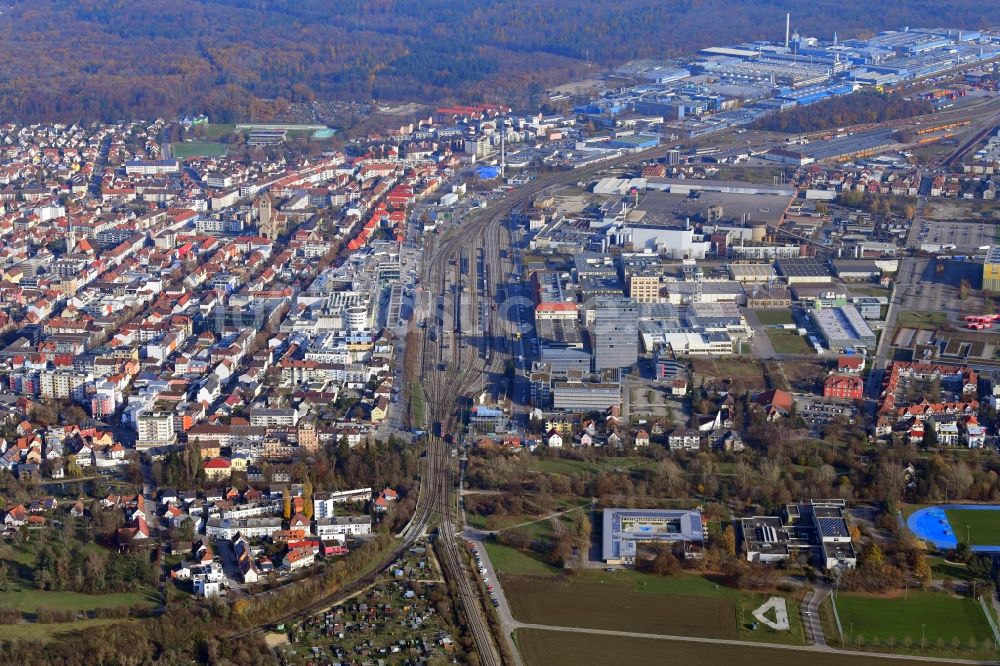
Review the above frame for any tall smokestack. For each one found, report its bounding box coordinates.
[785,13,790,49]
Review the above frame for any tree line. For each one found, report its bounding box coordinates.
[752,92,934,134]
[0,1,987,122]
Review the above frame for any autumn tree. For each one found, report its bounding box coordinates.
[721,524,737,558]
[303,478,314,520]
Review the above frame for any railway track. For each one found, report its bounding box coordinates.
[228,144,676,653]
[940,111,1000,167]
[231,93,1000,653]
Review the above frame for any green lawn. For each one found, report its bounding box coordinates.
[466,511,553,533]
[766,331,814,355]
[945,508,1000,547]
[736,592,807,645]
[528,457,594,475]
[483,541,560,577]
[832,590,994,650]
[896,310,949,329]
[409,382,425,429]
[849,285,892,298]
[199,123,235,139]
[899,503,929,520]
[754,310,794,326]
[0,589,159,613]
[0,618,127,643]
[527,456,655,476]
[172,141,226,158]
[0,544,36,567]
[928,557,973,582]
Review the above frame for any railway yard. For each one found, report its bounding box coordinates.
[214,42,1000,666]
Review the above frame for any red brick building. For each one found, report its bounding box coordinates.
[823,374,864,400]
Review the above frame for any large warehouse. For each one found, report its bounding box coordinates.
[811,304,876,351]
[602,508,706,565]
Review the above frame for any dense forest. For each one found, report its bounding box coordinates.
[0,0,990,123]
[751,91,936,133]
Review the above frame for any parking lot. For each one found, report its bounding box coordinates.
[895,257,984,317]
[915,219,995,251]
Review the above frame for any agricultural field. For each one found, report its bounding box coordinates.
[515,629,935,666]
[171,141,226,158]
[831,590,996,655]
[945,508,1000,547]
[502,575,738,639]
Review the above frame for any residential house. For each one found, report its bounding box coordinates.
[668,428,701,451]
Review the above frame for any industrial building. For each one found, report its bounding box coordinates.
[776,257,833,284]
[729,263,775,283]
[651,331,735,356]
[602,508,706,565]
[811,304,876,351]
[552,381,621,412]
[984,247,1000,293]
[833,260,882,282]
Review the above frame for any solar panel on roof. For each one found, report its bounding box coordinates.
[819,517,848,536]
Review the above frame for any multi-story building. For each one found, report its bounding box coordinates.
[984,246,1000,293]
[136,411,177,449]
[39,370,91,402]
[314,516,372,543]
[593,297,638,370]
[627,274,660,303]
[823,374,864,400]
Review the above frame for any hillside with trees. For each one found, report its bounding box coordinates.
[752,91,936,133]
[0,0,989,122]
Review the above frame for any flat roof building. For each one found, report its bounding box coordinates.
[593,297,639,371]
[602,508,705,565]
[776,257,832,284]
[552,381,621,412]
[729,263,775,282]
[740,499,857,571]
[811,304,876,351]
[832,259,881,282]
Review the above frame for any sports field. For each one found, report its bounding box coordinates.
[515,629,937,666]
[172,141,226,158]
[503,576,737,639]
[945,507,1000,547]
[832,590,995,650]
[907,504,1000,552]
